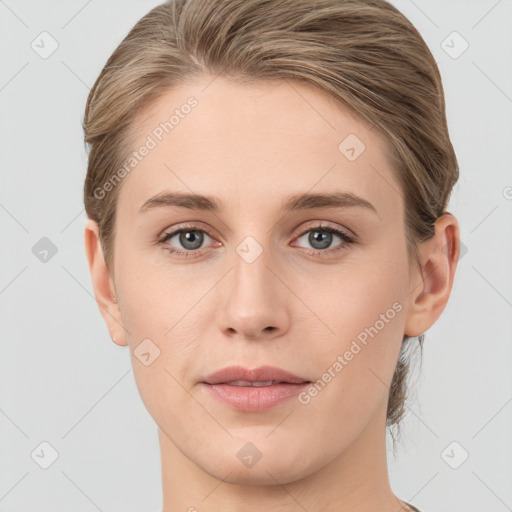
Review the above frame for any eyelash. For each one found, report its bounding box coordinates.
[157,222,356,259]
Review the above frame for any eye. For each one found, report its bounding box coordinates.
[293,222,355,256]
[157,224,217,258]
[157,221,355,259]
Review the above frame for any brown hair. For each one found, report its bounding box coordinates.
[83,0,459,446]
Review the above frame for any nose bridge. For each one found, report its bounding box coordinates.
[217,231,288,338]
[231,233,275,309]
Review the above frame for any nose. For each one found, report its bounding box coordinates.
[216,244,290,341]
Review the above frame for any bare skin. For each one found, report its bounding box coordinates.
[84,75,459,512]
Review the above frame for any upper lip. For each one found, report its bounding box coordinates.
[202,365,310,385]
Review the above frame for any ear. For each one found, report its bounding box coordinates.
[84,218,128,346]
[404,213,460,337]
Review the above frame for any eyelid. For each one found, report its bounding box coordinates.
[157,221,216,241]
[157,220,356,256]
[295,221,356,241]
[158,220,354,239]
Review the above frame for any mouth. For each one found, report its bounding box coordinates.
[200,365,312,411]
[201,364,311,386]
[222,380,294,387]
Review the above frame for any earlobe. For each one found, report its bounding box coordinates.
[404,213,460,337]
[84,218,128,347]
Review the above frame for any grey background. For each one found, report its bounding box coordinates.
[0,0,511,511]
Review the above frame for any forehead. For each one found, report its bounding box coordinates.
[116,75,402,221]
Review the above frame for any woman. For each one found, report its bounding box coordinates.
[83,1,460,510]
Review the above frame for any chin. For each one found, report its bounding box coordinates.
[190,436,316,486]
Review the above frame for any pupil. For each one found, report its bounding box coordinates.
[180,230,203,250]
[176,229,333,251]
[310,230,331,250]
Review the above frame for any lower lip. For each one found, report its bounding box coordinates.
[201,382,310,411]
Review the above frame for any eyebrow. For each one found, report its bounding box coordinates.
[139,190,378,215]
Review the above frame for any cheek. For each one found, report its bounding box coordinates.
[115,228,408,407]
[114,251,211,418]
[114,247,190,333]
[109,235,409,481]
[299,247,407,345]
[295,249,408,408]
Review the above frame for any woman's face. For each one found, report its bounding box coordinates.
[101,76,424,484]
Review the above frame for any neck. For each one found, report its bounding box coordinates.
[159,403,410,512]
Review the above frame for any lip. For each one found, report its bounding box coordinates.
[202,365,309,385]
[200,365,311,412]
